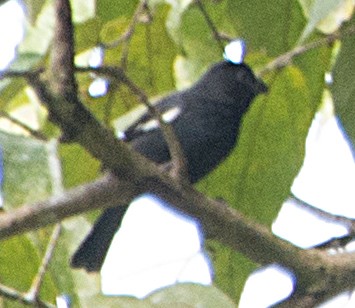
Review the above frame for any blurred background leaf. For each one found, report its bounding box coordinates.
[331,15,355,155]
[0,131,57,304]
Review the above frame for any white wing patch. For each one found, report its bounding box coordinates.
[136,106,182,133]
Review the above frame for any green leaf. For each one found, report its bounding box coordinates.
[298,0,353,42]
[154,0,194,46]
[148,283,236,308]
[198,66,312,225]
[7,52,43,71]
[207,241,255,304]
[90,4,177,123]
[23,0,47,24]
[331,15,355,153]
[59,143,100,189]
[0,235,56,300]
[177,1,227,69]
[125,4,177,96]
[0,131,53,207]
[0,53,43,109]
[75,18,103,53]
[71,0,95,23]
[0,131,60,304]
[18,0,55,55]
[97,0,139,22]
[50,218,97,307]
[0,79,27,110]
[226,0,306,56]
[294,39,332,109]
[82,294,155,308]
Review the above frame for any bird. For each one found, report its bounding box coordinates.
[71,60,268,272]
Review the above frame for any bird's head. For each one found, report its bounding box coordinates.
[194,61,267,107]
[206,61,267,97]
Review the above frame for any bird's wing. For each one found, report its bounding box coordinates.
[124,93,185,142]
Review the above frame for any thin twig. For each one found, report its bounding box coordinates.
[26,224,62,302]
[101,0,150,68]
[121,0,151,68]
[0,68,44,80]
[194,0,227,51]
[101,0,149,50]
[258,25,355,77]
[290,193,355,234]
[0,111,47,141]
[0,282,55,308]
[194,0,229,52]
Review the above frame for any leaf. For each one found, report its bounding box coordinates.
[198,66,312,225]
[0,131,53,207]
[50,217,97,307]
[176,1,228,71]
[0,131,59,304]
[148,283,236,308]
[59,143,100,189]
[155,0,194,46]
[226,0,306,57]
[82,295,155,308]
[294,39,332,108]
[0,235,55,299]
[298,0,354,42]
[0,132,101,305]
[97,0,139,22]
[18,0,55,55]
[331,15,355,153]
[0,79,27,110]
[207,241,256,304]
[75,18,103,53]
[125,4,177,96]
[0,53,43,109]
[23,0,47,24]
[88,4,178,123]
[71,0,95,23]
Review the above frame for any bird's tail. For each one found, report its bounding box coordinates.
[71,205,129,272]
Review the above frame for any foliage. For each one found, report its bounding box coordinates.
[0,0,354,306]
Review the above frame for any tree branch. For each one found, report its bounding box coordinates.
[50,0,78,102]
[0,173,133,238]
[258,24,355,77]
[0,170,354,306]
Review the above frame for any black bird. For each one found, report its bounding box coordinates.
[71,61,268,271]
